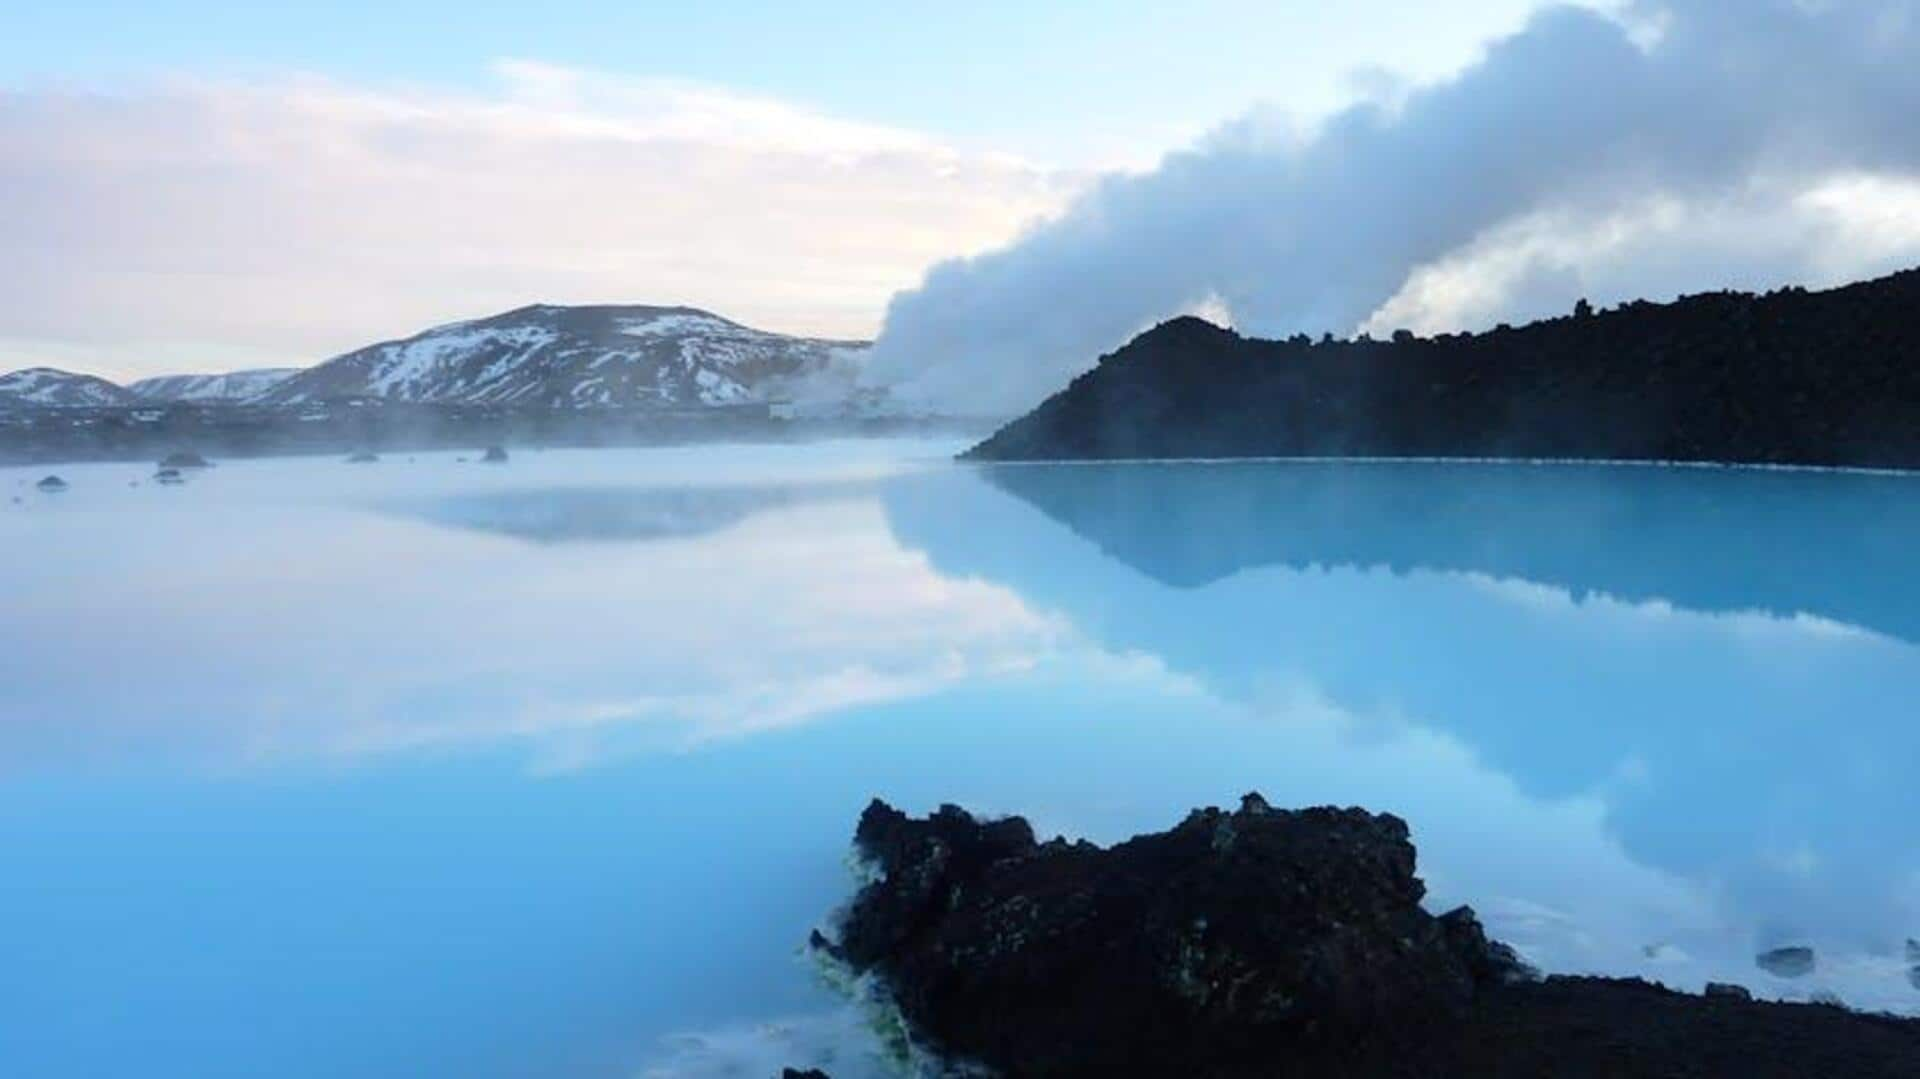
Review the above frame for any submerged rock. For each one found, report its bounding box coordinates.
[820,797,1920,1077]
[158,451,211,469]
[345,451,380,464]
[480,445,509,463]
[1757,946,1817,979]
[35,475,67,492]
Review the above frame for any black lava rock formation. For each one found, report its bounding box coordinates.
[964,267,1920,469]
[819,796,1920,1077]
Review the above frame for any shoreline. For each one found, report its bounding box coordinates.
[962,451,1920,479]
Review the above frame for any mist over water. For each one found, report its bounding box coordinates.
[2,444,1917,1075]
[864,0,1920,416]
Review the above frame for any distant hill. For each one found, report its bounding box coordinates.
[0,368,134,409]
[128,369,297,404]
[964,268,1920,470]
[262,304,871,411]
[3,304,883,417]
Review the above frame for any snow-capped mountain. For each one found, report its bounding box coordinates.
[0,367,135,409]
[262,305,869,410]
[129,368,297,404]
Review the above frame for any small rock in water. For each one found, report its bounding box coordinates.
[1705,982,1754,1001]
[153,468,186,486]
[1757,946,1817,978]
[36,475,67,492]
[480,445,509,464]
[780,1070,830,1079]
[158,451,212,469]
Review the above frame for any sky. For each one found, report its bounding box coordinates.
[0,0,1548,380]
[6,1,1920,398]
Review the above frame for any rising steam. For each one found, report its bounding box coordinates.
[863,0,1920,417]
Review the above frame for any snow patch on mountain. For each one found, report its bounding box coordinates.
[616,312,737,339]
[263,304,880,412]
[0,367,135,408]
[128,368,298,403]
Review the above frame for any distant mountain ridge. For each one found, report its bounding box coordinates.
[263,304,869,411]
[965,267,1920,470]
[129,369,298,404]
[0,367,134,409]
[0,304,881,415]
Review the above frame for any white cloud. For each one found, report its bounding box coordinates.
[0,67,1077,381]
[1363,173,1920,335]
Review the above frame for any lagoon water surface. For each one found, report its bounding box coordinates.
[3,441,1918,1076]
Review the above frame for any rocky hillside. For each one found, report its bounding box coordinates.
[0,368,134,409]
[965,267,1920,469]
[262,304,868,410]
[128,369,296,404]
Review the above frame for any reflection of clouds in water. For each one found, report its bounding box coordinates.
[638,1007,895,1079]
[389,481,871,545]
[1167,677,1717,985]
[7,446,1919,1041]
[1446,566,1919,973]
[989,662,1916,1012]
[882,463,1920,1012]
[1462,571,1882,645]
[0,475,1064,770]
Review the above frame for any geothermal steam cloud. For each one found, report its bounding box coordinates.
[862,0,1920,417]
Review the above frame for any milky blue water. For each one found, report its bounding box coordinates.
[3,442,1918,1076]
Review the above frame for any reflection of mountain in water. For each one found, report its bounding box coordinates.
[880,461,1920,963]
[979,460,1920,644]
[391,481,863,544]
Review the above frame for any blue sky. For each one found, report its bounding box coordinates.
[6,1,1543,162]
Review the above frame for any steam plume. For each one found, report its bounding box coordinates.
[865,1,1920,416]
